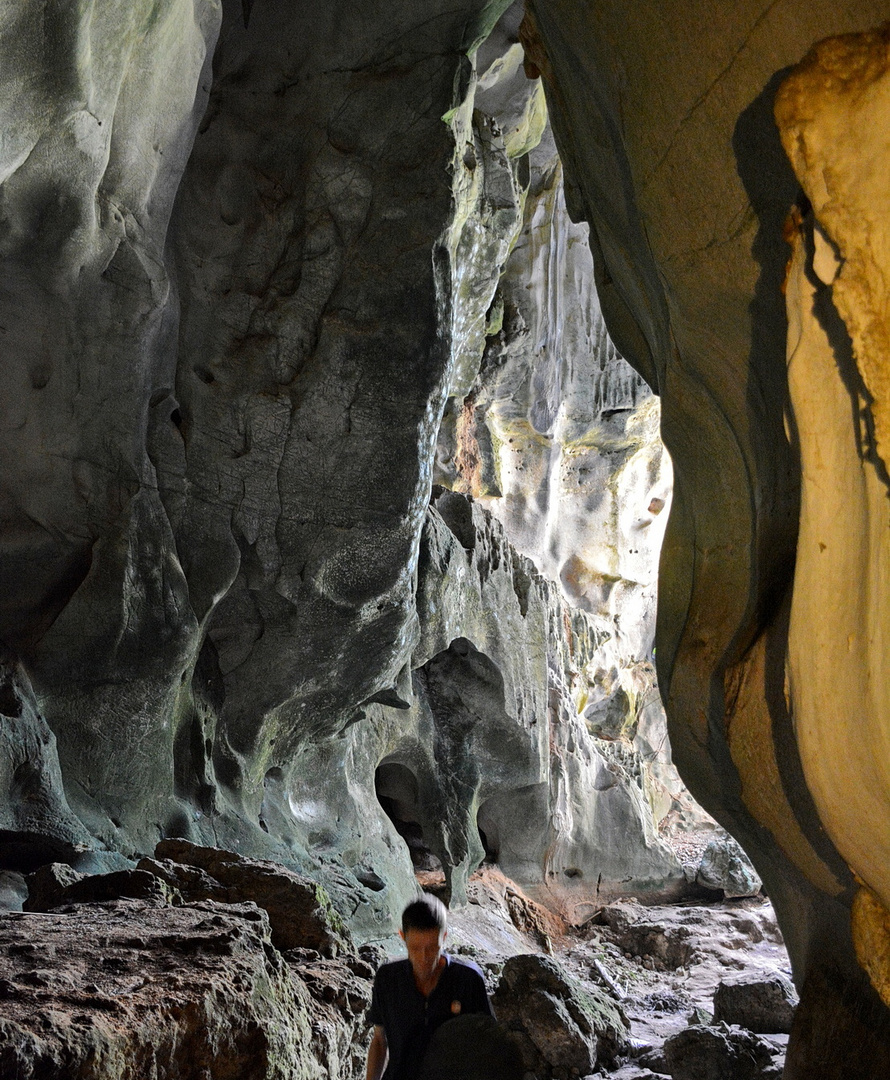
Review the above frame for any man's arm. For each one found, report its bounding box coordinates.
[366,1024,388,1080]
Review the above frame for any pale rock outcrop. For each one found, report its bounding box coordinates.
[774,25,890,1011]
[281,489,685,930]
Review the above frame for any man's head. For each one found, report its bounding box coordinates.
[400,893,448,981]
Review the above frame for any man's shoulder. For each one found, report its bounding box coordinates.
[373,957,412,984]
[444,954,486,981]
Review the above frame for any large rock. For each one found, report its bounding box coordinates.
[696,836,762,899]
[150,839,352,956]
[24,866,173,910]
[24,841,352,960]
[492,952,630,1075]
[662,1024,781,1080]
[713,975,798,1034]
[0,0,692,955]
[0,900,371,1080]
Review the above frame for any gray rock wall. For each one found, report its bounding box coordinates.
[0,0,688,946]
[0,0,514,867]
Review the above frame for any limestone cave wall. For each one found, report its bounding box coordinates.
[0,0,689,946]
[4,1,890,1075]
[523,2,890,1076]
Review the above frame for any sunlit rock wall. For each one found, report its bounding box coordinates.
[524,2,890,1076]
[434,5,704,893]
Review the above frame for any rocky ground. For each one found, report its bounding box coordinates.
[440,865,794,1079]
[0,843,795,1080]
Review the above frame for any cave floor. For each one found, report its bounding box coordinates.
[439,869,792,1077]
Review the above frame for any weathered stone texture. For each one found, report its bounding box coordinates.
[6,1,890,1074]
[492,951,630,1076]
[0,900,371,1080]
[520,1,890,1076]
[0,0,691,947]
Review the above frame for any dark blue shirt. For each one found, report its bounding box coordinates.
[368,954,493,1080]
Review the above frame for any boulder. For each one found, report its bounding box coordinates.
[22,862,84,912]
[25,867,175,910]
[0,899,371,1080]
[153,839,351,956]
[695,837,761,899]
[492,952,630,1076]
[663,1024,781,1080]
[713,974,798,1034]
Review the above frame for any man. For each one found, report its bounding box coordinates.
[366,893,494,1080]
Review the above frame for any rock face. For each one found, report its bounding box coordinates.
[522,1,890,1075]
[3,0,890,1075]
[0,900,372,1080]
[284,488,685,930]
[492,951,630,1075]
[0,0,689,942]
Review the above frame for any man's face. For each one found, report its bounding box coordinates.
[401,926,445,980]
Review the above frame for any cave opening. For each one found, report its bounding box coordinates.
[476,800,500,864]
[374,760,442,874]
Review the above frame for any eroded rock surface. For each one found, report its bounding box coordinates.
[523,2,890,1075]
[0,0,692,953]
[0,900,371,1080]
[662,1024,781,1080]
[492,951,630,1076]
[3,0,890,1074]
[713,974,798,1035]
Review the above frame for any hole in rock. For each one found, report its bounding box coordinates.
[356,868,387,892]
[375,761,441,873]
[476,803,500,864]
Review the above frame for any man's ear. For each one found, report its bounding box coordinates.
[398,929,405,942]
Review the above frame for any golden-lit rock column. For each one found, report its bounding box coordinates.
[776,24,890,1007]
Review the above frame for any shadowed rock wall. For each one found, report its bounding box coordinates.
[0,0,689,949]
[0,0,515,867]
